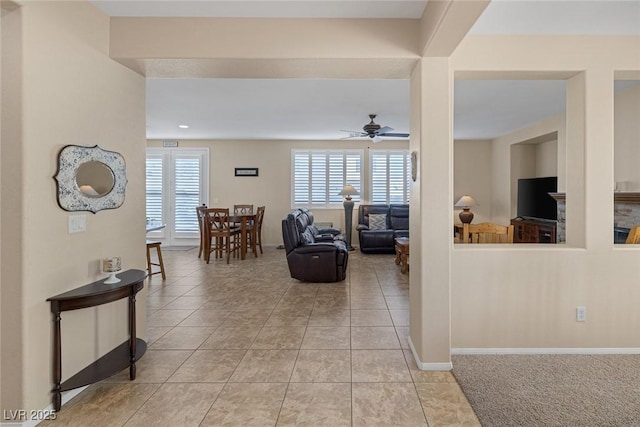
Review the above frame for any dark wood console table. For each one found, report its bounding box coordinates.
[47,269,147,411]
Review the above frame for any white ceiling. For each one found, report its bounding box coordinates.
[91,0,640,141]
[91,0,430,19]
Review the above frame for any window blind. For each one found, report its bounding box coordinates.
[370,150,411,204]
[145,155,163,222]
[293,150,362,208]
[173,155,201,233]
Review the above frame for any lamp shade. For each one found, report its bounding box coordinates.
[338,184,360,197]
[454,195,476,208]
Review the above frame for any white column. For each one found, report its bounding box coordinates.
[409,57,453,370]
[584,68,615,250]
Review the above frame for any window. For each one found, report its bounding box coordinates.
[146,148,209,245]
[174,156,203,233]
[370,150,411,204]
[292,150,363,207]
[145,154,164,222]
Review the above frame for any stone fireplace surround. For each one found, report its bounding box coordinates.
[550,192,640,243]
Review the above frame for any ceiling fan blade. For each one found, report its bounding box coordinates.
[376,126,394,134]
[340,130,367,138]
[378,132,410,138]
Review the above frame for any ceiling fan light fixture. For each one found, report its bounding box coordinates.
[363,114,381,135]
[340,114,409,141]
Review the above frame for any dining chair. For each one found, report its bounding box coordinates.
[462,222,514,244]
[205,208,241,264]
[195,204,208,258]
[233,204,254,228]
[251,206,266,254]
[234,204,254,215]
[626,226,640,244]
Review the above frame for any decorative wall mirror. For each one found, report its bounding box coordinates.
[54,145,127,213]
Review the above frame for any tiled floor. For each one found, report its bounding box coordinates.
[44,247,479,426]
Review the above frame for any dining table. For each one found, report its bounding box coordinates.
[231,213,257,260]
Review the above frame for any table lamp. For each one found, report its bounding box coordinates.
[455,195,476,224]
[338,184,359,251]
[102,256,122,284]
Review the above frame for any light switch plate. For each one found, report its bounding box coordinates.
[68,215,86,233]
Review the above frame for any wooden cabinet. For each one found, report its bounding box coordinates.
[511,218,557,243]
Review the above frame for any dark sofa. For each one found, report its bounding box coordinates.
[356,204,409,254]
[282,208,348,282]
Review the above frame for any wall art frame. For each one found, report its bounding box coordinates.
[235,167,259,177]
[54,145,127,213]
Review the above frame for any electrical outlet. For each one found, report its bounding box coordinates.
[576,306,586,322]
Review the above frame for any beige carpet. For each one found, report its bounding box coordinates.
[452,354,640,427]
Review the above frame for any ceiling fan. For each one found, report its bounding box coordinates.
[341,114,410,143]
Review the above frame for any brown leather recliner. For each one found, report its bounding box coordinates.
[281,209,348,282]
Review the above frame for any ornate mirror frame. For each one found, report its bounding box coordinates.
[54,145,127,213]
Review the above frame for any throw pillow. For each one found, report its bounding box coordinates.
[368,214,387,230]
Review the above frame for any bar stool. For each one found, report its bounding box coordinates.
[146,240,166,280]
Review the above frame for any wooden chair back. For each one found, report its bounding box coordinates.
[204,208,241,264]
[207,208,236,234]
[462,222,514,244]
[254,206,266,254]
[255,206,265,231]
[234,204,254,215]
[195,204,208,257]
[626,226,640,244]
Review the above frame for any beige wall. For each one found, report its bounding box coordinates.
[535,140,558,178]
[474,81,639,226]
[614,84,640,191]
[450,35,640,350]
[147,139,410,246]
[453,116,563,227]
[1,0,24,413]
[490,114,566,225]
[1,0,146,413]
[2,2,640,415]
[454,140,492,223]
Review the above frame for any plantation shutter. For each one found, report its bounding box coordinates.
[292,150,362,207]
[293,152,311,205]
[370,150,411,204]
[145,155,163,222]
[310,153,327,205]
[173,154,202,234]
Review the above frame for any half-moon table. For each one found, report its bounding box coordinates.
[47,269,147,411]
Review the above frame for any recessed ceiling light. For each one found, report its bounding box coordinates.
[178,124,189,129]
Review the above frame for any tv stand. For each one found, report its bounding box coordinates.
[511,218,556,243]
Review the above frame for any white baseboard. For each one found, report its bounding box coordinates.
[451,347,640,355]
[403,343,640,371]
[408,336,453,371]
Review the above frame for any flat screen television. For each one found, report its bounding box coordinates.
[517,176,558,221]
